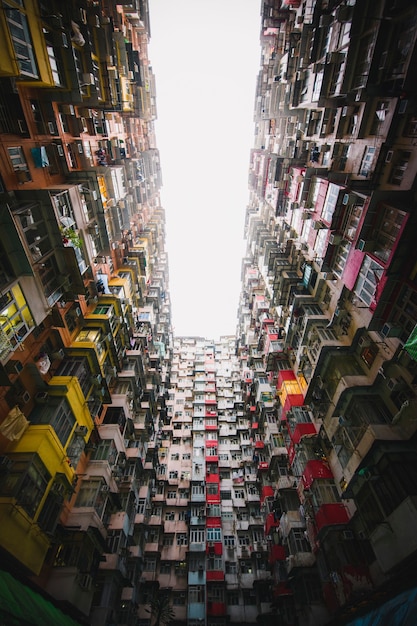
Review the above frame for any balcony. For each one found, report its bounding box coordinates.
[207,601,226,616]
[315,503,350,533]
[287,552,315,572]
[100,552,128,578]
[269,544,286,564]
[302,460,333,489]
[370,495,417,574]
[206,570,225,582]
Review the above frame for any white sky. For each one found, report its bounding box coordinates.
[148,0,261,340]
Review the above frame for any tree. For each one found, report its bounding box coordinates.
[145,592,175,626]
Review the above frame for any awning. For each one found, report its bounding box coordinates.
[0,406,29,441]
[405,325,417,361]
[0,570,83,625]
[30,147,49,168]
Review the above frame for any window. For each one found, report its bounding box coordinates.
[354,255,384,307]
[207,587,225,602]
[389,150,411,185]
[44,34,64,85]
[176,533,188,546]
[0,453,50,518]
[227,591,239,605]
[207,504,221,517]
[75,478,107,518]
[332,240,351,278]
[288,528,311,554]
[167,491,177,499]
[220,490,232,500]
[207,528,221,542]
[404,116,417,137]
[359,146,376,177]
[188,586,204,603]
[311,480,340,507]
[172,592,186,606]
[238,534,250,546]
[143,559,156,571]
[7,146,29,173]
[30,398,75,447]
[163,535,173,546]
[5,4,38,78]
[190,529,205,543]
[243,590,257,605]
[0,284,34,358]
[137,498,147,515]
[225,561,237,574]
[224,535,235,547]
[207,557,223,570]
[207,483,218,495]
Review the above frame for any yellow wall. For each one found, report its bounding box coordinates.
[0,503,50,574]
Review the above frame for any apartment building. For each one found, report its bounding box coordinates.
[1,0,417,625]
[236,0,417,625]
[0,1,171,625]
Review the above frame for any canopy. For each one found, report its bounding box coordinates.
[0,570,83,626]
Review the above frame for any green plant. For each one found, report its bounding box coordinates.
[145,593,175,626]
[61,226,81,248]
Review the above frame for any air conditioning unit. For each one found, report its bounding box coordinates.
[62,104,75,116]
[256,553,262,559]
[75,425,88,436]
[82,73,95,86]
[329,233,342,245]
[380,323,402,338]
[5,360,23,374]
[18,391,31,404]
[320,14,333,27]
[342,193,350,205]
[358,335,370,348]
[336,6,353,22]
[326,51,344,64]
[48,121,57,135]
[387,377,401,391]
[101,485,110,492]
[35,391,48,403]
[313,220,325,230]
[0,456,13,473]
[17,119,28,134]
[52,481,66,496]
[78,573,93,591]
[357,239,375,252]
